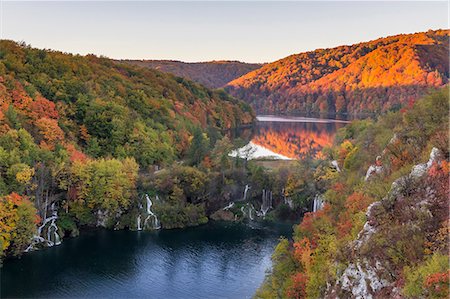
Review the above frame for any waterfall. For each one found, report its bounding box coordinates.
[136,201,143,231]
[146,194,152,214]
[241,204,256,220]
[313,194,324,212]
[223,202,235,210]
[137,214,142,231]
[260,189,273,217]
[282,188,294,209]
[25,202,62,252]
[143,194,161,230]
[248,204,255,220]
[243,184,250,201]
[47,218,61,246]
[286,198,294,209]
[331,160,341,172]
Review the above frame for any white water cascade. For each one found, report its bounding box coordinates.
[259,189,273,217]
[248,204,255,220]
[312,194,324,213]
[137,214,142,231]
[223,202,235,210]
[25,203,62,252]
[282,188,294,209]
[243,184,250,201]
[47,204,61,246]
[136,201,143,231]
[143,194,161,230]
[241,203,256,220]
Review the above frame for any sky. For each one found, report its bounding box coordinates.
[0,1,448,63]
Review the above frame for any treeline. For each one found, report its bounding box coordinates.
[255,89,449,298]
[124,60,262,89]
[0,40,253,259]
[226,30,449,115]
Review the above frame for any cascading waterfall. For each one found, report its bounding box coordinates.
[143,194,161,230]
[47,218,61,246]
[223,202,235,210]
[259,189,273,217]
[312,194,324,212]
[136,201,143,230]
[243,184,250,201]
[241,203,256,220]
[248,204,255,220]
[25,202,61,252]
[282,188,294,209]
[137,214,142,231]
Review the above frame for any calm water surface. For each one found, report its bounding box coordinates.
[1,222,292,299]
[234,116,347,159]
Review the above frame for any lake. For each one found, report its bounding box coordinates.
[231,115,348,160]
[1,222,292,299]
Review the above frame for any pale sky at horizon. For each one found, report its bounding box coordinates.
[1,1,448,63]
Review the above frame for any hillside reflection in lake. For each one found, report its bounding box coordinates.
[232,116,348,160]
[1,222,291,299]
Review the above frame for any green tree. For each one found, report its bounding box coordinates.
[187,127,209,166]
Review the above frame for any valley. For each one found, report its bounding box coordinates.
[0,25,448,299]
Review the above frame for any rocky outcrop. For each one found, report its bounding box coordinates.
[328,148,442,298]
[210,209,235,221]
[364,156,384,181]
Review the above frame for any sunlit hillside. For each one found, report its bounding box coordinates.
[226,30,449,114]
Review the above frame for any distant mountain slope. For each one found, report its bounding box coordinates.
[0,40,254,167]
[123,60,262,89]
[226,29,449,114]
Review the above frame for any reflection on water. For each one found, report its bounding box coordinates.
[233,116,347,160]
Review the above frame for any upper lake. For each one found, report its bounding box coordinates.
[230,115,348,160]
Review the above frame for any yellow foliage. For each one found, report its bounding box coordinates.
[15,166,35,184]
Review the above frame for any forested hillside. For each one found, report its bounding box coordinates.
[255,89,449,298]
[0,40,253,258]
[226,30,449,114]
[123,60,262,89]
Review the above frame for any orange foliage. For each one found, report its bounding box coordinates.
[11,83,33,113]
[65,143,88,163]
[0,109,10,134]
[336,218,353,238]
[424,271,450,298]
[332,182,346,194]
[293,237,314,269]
[286,272,308,299]
[79,125,90,142]
[345,192,373,213]
[30,96,59,120]
[227,30,449,114]
[35,117,64,150]
[428,160,449,177]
